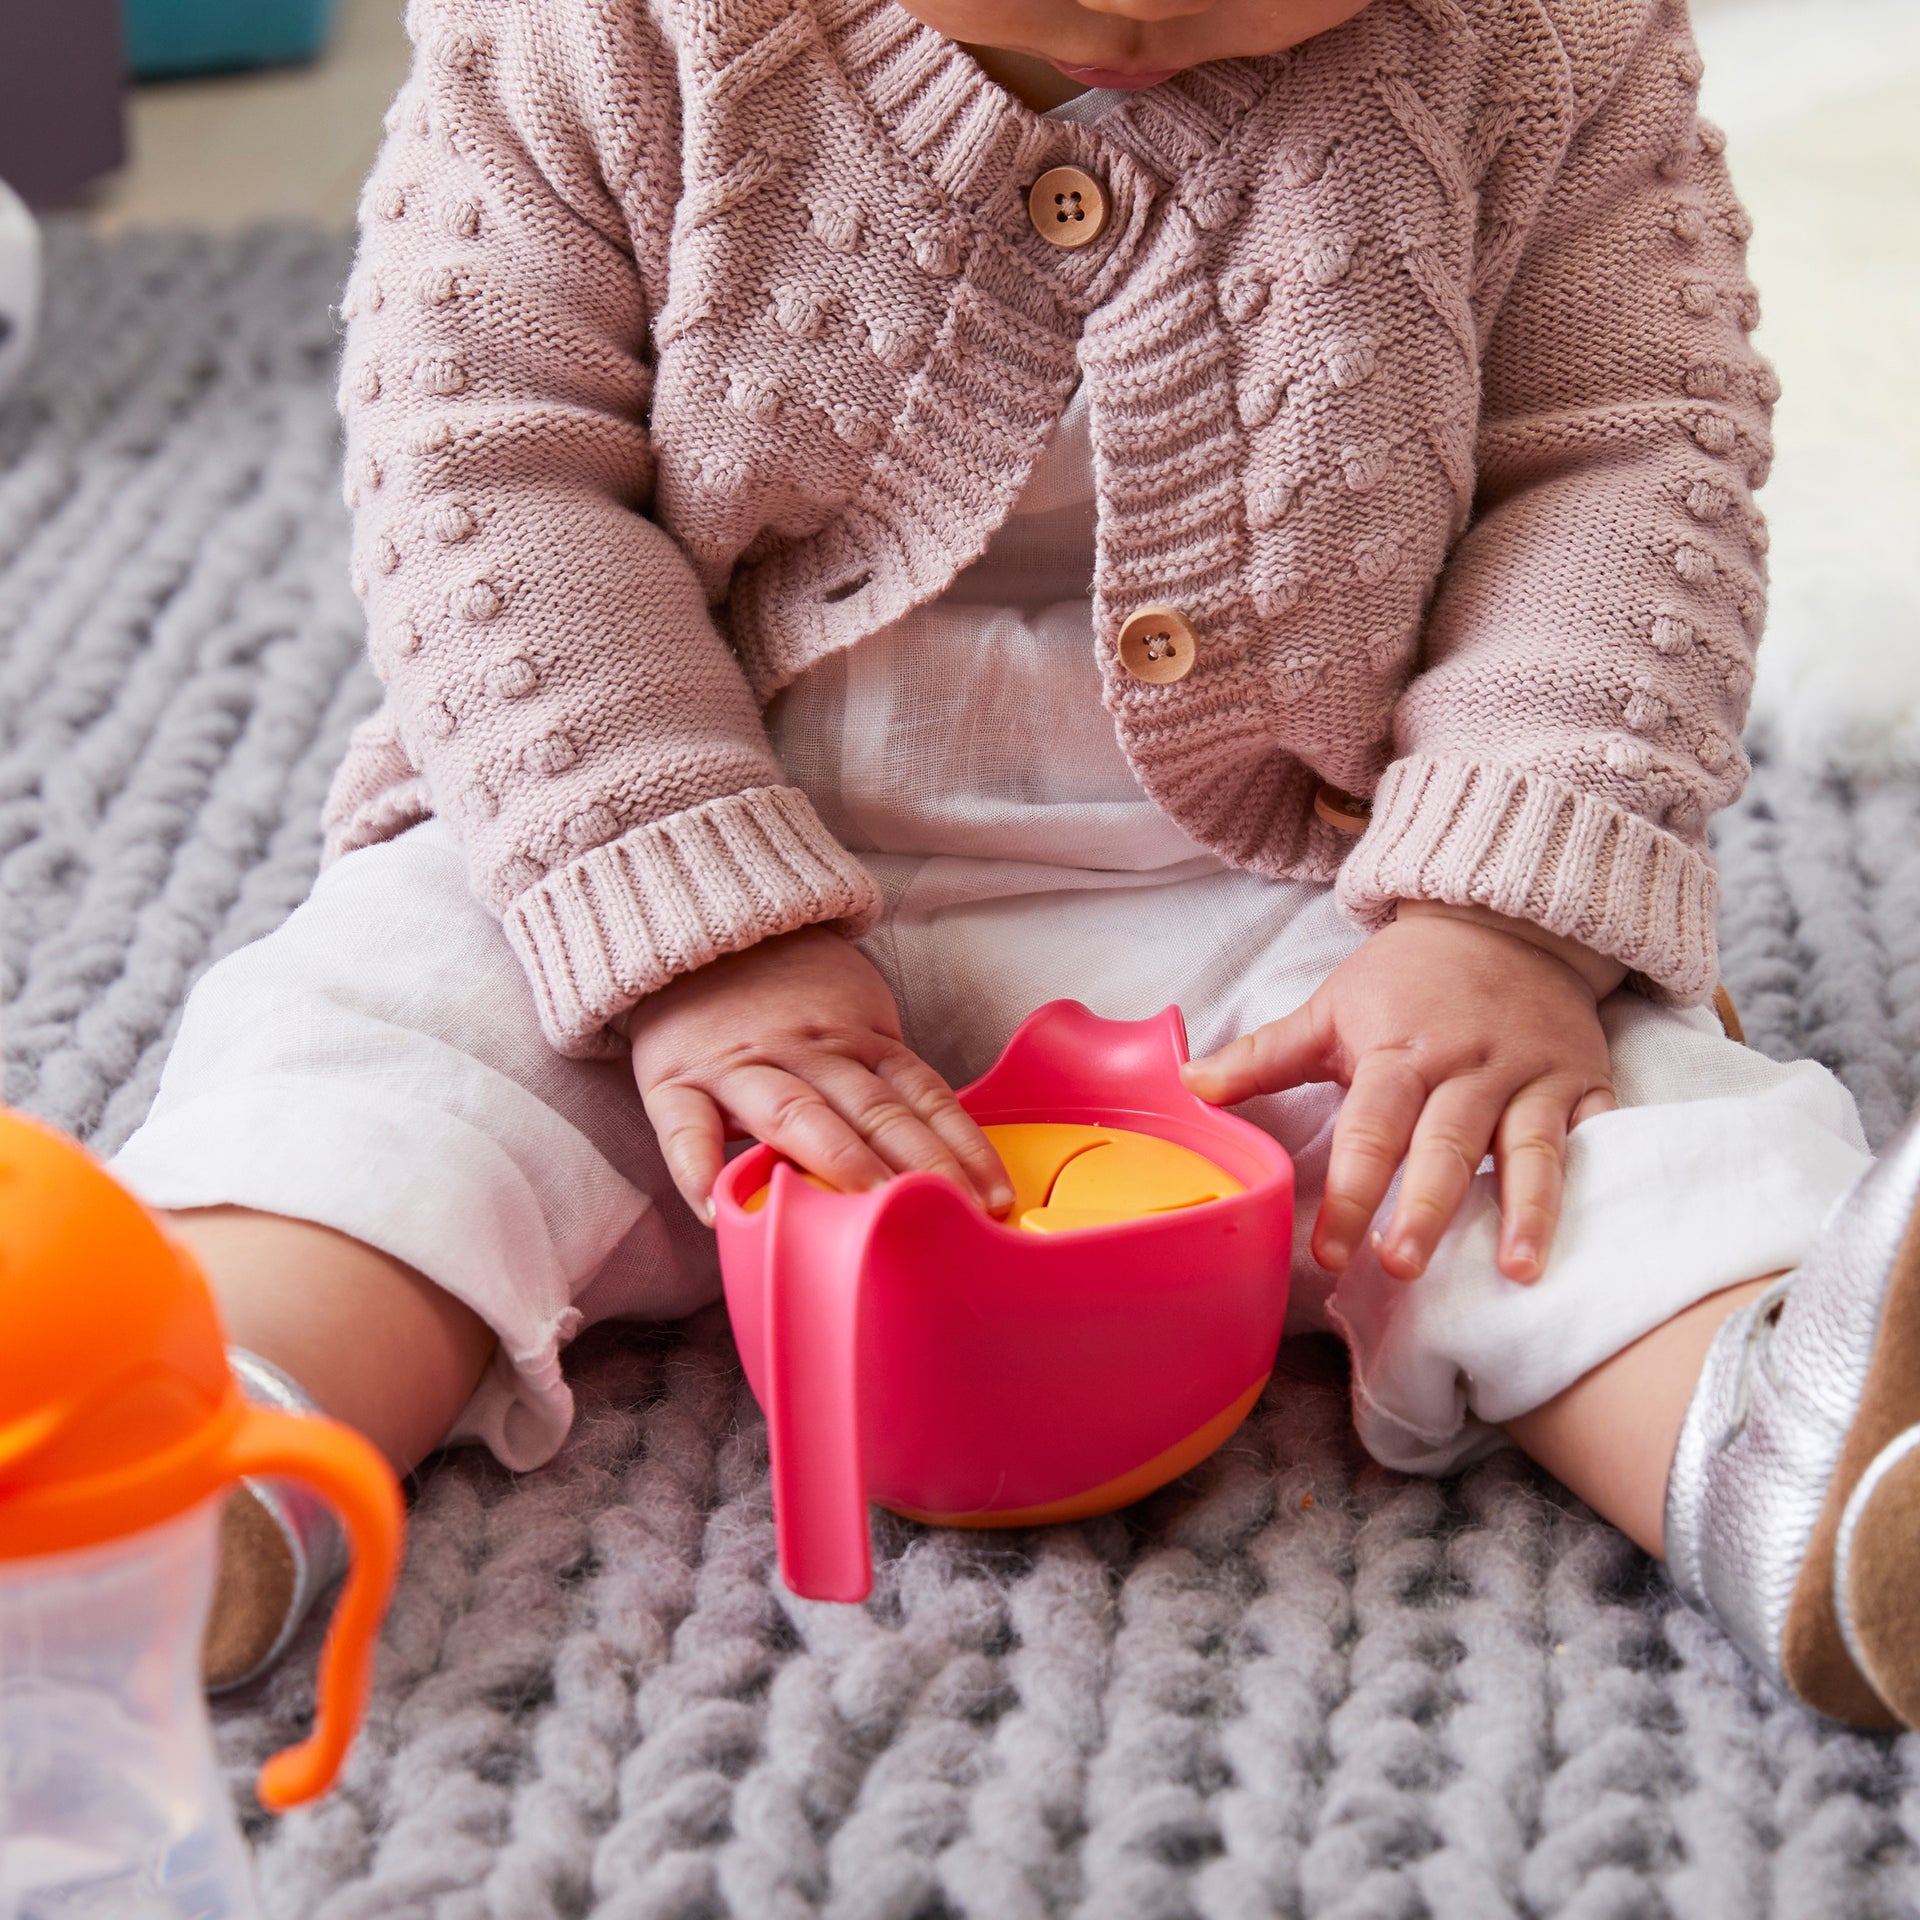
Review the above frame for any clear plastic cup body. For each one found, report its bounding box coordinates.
[0,1501,258,1920]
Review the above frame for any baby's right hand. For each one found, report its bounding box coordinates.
[620,927,1013,1225]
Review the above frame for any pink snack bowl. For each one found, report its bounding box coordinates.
[713,1000,1295,1601]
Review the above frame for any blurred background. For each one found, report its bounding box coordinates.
[0,0,405,227]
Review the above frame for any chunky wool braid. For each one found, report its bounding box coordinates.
[327,0,1773,1053]
[0,223,377,1143]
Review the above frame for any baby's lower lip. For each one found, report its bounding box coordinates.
[1051,62,1183,90]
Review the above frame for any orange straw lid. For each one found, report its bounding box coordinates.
[0,1105,243,1555]
[0,1106,403,1808]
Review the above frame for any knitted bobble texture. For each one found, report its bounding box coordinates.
[323,0,1771,1023]
[329,0,880,1050]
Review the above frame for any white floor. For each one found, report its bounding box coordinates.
[80,0,408,234]
[1694,0,1920,768]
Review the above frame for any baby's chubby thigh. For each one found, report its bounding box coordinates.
[111,819,718,1471]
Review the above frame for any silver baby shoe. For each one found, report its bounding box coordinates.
[202,1350,346,1692]
[1665,1106,1920,1729]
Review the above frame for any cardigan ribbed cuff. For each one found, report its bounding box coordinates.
[502,786,883,1056]
[1334,756,1720,1006]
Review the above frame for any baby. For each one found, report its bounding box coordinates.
[113,0,1920,1731]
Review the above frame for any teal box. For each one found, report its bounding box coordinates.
[123,0,340,77]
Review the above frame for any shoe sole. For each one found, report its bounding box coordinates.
[1836,1425,1920,1724]
[203,1482,298,1692]
[1779,1191,1920,1729]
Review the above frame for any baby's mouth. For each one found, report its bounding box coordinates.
[1048,60,1185,90]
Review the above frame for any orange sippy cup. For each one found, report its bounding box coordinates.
[0,1107,403,1918]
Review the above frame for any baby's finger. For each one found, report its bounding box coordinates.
[1315,1053,1428,1271]
[1381,1077,1505,1280]
[873,1046,1015,1213]
[1493,1079,1576,1282]
[638,1080,727,1224]
[803,1050,1003,1210]
[710,1060,896,1198]
[1181,997,1334,1105]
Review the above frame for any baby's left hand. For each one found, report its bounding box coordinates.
[1180,902,1625,1283]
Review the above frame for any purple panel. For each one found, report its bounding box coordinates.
[0,0,129,208]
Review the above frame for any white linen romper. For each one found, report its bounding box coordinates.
[111,96,1872,1483]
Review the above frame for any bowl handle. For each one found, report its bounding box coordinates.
[960,1000,1193,1115]
[763,1165,877,1602]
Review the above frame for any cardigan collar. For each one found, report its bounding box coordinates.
[804,0,1282,306]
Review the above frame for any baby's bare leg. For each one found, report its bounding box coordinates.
[1506,1274,1780,1557]
[169,1205,497,1472]
[166,1206,497,1683]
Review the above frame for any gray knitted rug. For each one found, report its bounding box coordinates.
[6,225,1920,1920]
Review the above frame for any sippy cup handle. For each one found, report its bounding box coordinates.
[218,1406,404,1810]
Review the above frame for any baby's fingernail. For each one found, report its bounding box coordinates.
[702,1197,717,1227]
[988,1184,1016,1214]
[1510,1239,1539,1274]
[1387,1236,1421,1272]
[1319,1237,1351,1270]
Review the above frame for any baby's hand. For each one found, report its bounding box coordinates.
[620,927,1013,1225]
[1181,903,1623,1283]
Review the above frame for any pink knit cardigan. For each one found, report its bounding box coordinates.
[325,0,1771,1055]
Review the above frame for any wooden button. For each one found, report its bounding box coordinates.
[1117,606,1198,684]
[1028,166,1110,250]
[1312,783,1372,834]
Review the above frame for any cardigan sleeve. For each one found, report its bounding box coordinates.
[1335,0,1772,1004]
[322,0,879,1056]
